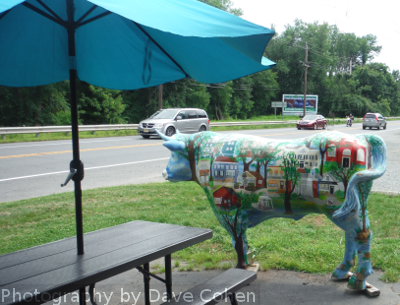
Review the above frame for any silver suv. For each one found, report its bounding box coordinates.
[362,113,387,130]
[138,108,210,138]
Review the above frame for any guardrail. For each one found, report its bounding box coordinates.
[0,121,298,139]
[1,117,399,139]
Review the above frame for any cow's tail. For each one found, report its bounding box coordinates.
[333,134,387,220]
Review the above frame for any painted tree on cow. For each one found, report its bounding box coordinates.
[214,192,257,269]
[306,132,340,175]
[250,143,280,188]
[280,151,301,214]
[234,139,257,172]
[197,133,225,187]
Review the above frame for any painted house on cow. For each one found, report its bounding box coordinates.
[221,140,237,157]
[289,145,320,173]
[325,138,367,169]
[236,171,264,191]
[213,156,239,187]
[197,159,210,186]
[267,165,291,194]
[213,186,241,210]
[319,172,343,197]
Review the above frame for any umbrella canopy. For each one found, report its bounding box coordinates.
[0,0,275,89]
[0,0,276,254]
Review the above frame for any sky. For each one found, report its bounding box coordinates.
[232,0,400,72]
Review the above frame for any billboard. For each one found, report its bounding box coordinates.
[282,94,318,116]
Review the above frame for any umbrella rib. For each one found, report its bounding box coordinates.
[36,0,65,25]
[133,21,190,78]
[0,9,11,21]
[22,2,65,27]
[78,11,112,28]
[76,4,98,25]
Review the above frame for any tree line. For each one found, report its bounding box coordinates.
[0,0,399,127]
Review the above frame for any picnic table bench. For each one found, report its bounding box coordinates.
[0,220,213,305]
[160,268,257,305]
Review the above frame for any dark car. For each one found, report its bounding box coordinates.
[362,113,387,130]
[297,114,327,130]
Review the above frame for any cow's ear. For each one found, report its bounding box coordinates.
[163,141,185,152]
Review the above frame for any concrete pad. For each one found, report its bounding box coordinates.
[44,268,400,305]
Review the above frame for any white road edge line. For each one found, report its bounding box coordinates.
[0,157,170,182]
[355,127,400,134]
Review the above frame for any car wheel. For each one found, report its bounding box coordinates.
[362,125,366,130]
[314,124,317,130]
[165,127,176,137]
[141,135,150,139]
[377,125,381,130]
[384,123,387,130]
[199,125,207,132]
[297,127,301,130]
[323,123,327,129]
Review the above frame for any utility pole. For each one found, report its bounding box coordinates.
[349,58,352,74]
[158,84,163,110]
[303,42,308,117]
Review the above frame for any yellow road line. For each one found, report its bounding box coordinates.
[3,123,399,159]
[259,128,346,137]
[0,143,162,159]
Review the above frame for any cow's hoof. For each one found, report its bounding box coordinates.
[246,263,259,273]
[347,275,366,290]
[365,282,380,297]
[331,269,353,280]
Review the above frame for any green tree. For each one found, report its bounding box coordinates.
[122,87,158,123]
[249,70,280,117]
[206,82,233,120]
[230,77,254,119]
[198,0,243,16]
[77,83,126,124]
[0,82,69,126]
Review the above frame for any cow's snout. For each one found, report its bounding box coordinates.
[162,169,168,180]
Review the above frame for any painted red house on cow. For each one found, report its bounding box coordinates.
[213,187,241,210]
[325,138,367,168]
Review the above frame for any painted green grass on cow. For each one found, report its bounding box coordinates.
[0,181,398,283]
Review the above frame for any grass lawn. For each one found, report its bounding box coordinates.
[0,181,399,283]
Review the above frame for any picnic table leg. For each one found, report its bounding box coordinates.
[143,263,150,305]
[89,284,97,305]
[165,254,172,300]
[79,287,86,305]
[228,292,239,305]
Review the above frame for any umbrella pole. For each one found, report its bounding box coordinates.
[67,0,84,256]
[69,70,84,256]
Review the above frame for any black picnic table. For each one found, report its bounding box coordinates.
[0,220,213,305]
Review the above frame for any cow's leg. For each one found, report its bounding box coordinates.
[348,231,373,290]
[332,232,357,280]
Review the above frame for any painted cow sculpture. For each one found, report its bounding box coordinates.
[157,130,387,292]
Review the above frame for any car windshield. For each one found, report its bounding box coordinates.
[303,115,317,120]
[365,114,376,118]
[151,109,179,119]
[149,110,162,118]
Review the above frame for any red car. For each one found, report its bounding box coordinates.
[297,115,327,130]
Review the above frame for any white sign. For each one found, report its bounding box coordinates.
[271,102,287,108]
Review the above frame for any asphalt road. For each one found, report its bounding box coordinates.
[1,121,399,203]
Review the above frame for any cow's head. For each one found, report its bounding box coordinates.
[157,130,192,182]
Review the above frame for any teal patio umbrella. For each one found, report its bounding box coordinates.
[0,0,276,254]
